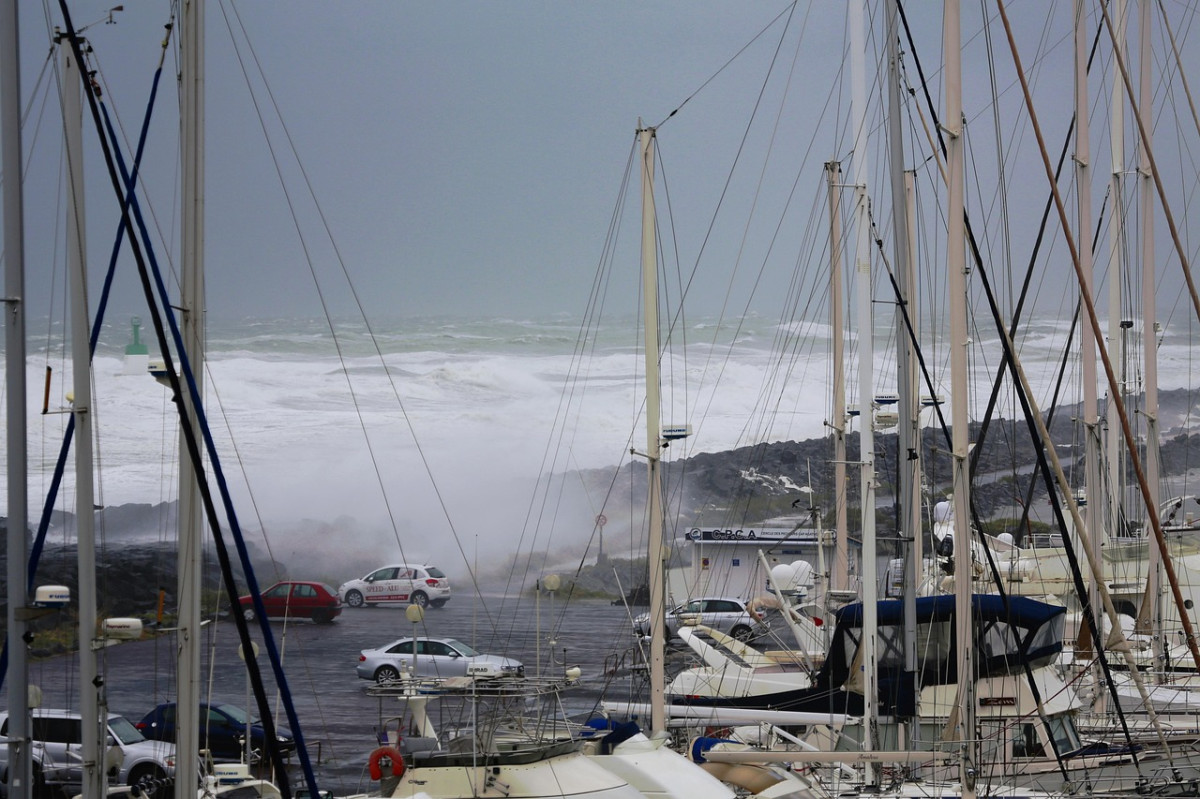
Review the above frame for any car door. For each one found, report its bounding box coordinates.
[423,640,465,676]
[291,583,319,616]
[395,567,417,602]
[384,639,427,675]
[32,717,81,788]
[365,567,403,603]
[204,705,243,758]
[260,584,293,617]
[704,599,742,633]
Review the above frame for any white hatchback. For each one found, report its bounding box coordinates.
[338,563,451,609]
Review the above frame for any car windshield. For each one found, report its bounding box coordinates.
[426,567,446,579]
[108,715,147,745]
[443,639,478,657]
[216,704,254,724]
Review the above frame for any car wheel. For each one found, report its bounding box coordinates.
[431,599,447,609]
[410,591,429,608]
[375,665,402,683]
[731,625,753,642]
[345,590,365,608]
[312,609,335,624]
[129,765,167,799]
[242,607,256,622]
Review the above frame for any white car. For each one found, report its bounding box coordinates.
[338,563,451,609]
[633,596,767,642]
[0,709,176,799]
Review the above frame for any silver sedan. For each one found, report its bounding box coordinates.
[356,636,524,682]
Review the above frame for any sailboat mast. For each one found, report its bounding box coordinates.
[944,2,976,797]
[176,0,205,795]
[849,0,878,783]
[885,0,921,753]
[824,162,849,596]
[1075,0,1105,691]
[1105,0,1127,582]
[2,2,34,796]
[60,37,105,799]
[1136,0,1162,657]
[638,123,666,736]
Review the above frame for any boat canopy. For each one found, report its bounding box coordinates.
[830,594,1066,688]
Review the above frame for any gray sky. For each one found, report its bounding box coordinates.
[10,2,1200,325]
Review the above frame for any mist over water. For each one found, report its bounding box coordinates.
[7,313,1196,583]
[8,315,827,578]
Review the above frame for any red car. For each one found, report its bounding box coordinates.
[239,580,342,624]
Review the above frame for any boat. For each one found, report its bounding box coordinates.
[346,665,798,799]
[357,675,648,799]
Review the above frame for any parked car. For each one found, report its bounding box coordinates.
[136,702,296,763]
[338,564,451,609]
[632,596,767,642]
[356,637,523,682]
[239,580,342,624]
[0,709,176,799]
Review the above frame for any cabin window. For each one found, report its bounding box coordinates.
[978,618,1021,664]
[877,623,904,670]
[1026,614,1066,664]
[1011,723,1044,758]
[914,619,953,674]
[1049,715,1080,754]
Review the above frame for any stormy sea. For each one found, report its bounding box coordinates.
[4,312,1200,607]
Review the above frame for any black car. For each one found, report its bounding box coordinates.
[136,702,296,762]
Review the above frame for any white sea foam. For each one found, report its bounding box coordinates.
[4,313,1196,573]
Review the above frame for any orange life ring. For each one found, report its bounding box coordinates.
[368,745,406,780]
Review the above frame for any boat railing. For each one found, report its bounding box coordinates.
[365,674,575,699]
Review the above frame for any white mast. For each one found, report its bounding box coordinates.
[1105,0,1128,570]
[886,0,922,754]
[849,0,878,784]
[825,162,849,597]
[638,123,666,736]
[1075,0,1105,692]
[944,2,976,798]
[176,0,205,795]
[1135,0,1162,657]
[3,1,34,796]
[60,37,106,799]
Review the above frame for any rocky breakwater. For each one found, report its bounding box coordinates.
[0,503,261,657]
